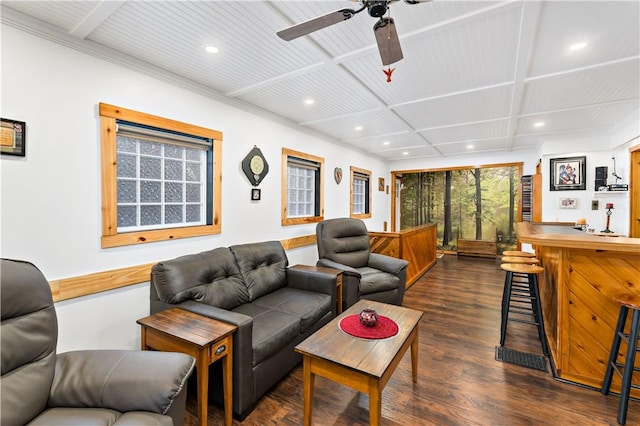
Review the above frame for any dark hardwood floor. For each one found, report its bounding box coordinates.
[184,255,639,425]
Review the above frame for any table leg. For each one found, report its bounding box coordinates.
[196,348,209,426]
[303,355,314,426]
[368,381,382,426]
[222,348,232,426]
[411,328,419,383]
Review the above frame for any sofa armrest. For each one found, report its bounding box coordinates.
[286,266,338,295]
[49,350,194,416]
[368,253,409,276]
[316,258,361,278]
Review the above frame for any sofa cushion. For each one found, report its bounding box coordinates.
[230,241,288,301]
[28,408,121,425]
[357,267,400,295]
[253,288,332,334]
[232,303,300,367]
[152,247,249,310]
[27,408,172,426]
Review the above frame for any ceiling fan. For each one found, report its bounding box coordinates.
[277,0,432,66]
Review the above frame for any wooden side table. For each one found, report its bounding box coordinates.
[137,308,237,426]
[290,264,344,314]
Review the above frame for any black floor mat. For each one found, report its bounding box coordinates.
[495,346,547,372]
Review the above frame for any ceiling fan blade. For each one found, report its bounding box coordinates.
[374,17,403,66]
[404,0,432,4]
[277,8,357,41]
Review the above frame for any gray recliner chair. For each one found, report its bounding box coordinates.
[316,218,409,309]
[0,258,196,426]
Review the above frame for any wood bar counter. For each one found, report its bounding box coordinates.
[516,222,640,395]
[369,223,437,288]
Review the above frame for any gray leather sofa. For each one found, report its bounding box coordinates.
[316,217,409,308]
[150,240,338,420]
[0,258,195,426]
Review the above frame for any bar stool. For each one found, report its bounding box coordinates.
[601,293,640,425]
[500,263,549,355]
[502,250,536,258]
[501,256,540,265]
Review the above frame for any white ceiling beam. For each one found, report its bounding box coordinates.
[505,0,542,151]
[69,1,126,39]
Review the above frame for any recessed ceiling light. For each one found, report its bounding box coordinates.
[355,126,363,131]
[304,99,314,105]
[534,121,545,128]
[383,141,390,146]
[467,144,474,149]
[402,151,409,156]
[204,45,219,54]
[569,42,587,51]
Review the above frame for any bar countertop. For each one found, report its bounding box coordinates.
[516,222,640,253]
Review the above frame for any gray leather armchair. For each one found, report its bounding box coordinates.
[316,218,409,308]
[0,258,195,426]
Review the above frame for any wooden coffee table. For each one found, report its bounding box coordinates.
[137,308,237,426]
[295,300,424,426]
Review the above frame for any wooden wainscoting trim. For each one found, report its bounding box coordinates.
[280,234,317,250]
[50,235,318,302]
[51,262,156,302]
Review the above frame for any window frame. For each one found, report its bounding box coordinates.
[100,103,222,248]
[281,148,324,226]
[350,166,372,219]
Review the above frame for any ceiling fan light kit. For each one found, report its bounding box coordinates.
[277,0,431,66]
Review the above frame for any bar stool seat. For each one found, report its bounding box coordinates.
[501,256,540,265]
[500,263,549,356]
[601,293,640,425]
[502,250,536,258]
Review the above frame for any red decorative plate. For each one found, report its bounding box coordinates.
[338,314,399,339]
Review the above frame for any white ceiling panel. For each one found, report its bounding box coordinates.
[435,138,508,155]
[380,145,442,161]
[341,2,521,106]
[346,132,432,152]
[86,1,327,93]
[236,65,382,123]
[419,119,509,144]
[392,84,513,130]
[304,109,411,141]
[516,100,640,135]
[521,59,640,114]
[529,1,640,77]
[2,0,638,159]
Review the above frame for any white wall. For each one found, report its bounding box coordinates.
[0,25,392,352]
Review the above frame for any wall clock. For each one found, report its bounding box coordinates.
[242,146,269,186]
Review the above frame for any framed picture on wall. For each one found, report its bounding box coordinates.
[550,156,586,191]
[559,198,577,209]
[1,118,26,157]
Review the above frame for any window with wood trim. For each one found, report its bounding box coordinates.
[282,148,324,226]
[350,166,371,218]
[99,103,222,248]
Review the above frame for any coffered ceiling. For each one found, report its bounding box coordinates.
[2,1,639,160]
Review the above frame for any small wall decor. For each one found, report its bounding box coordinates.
[550,156,586,191]
[1,118,26,157]
[242,146,268,186]
[334,167,343,184]
[378,177,385,191]
[559,198,577,209]
[251,188,261,201]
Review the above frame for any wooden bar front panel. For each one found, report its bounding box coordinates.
[369,223,437,288]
